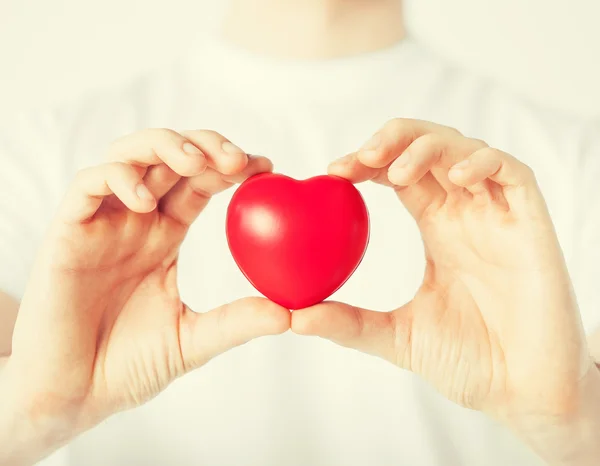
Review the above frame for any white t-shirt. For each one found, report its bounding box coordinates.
[1,35,599,466]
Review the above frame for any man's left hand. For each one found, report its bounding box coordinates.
[292,119,595,430]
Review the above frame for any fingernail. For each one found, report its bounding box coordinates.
[452,160,470,171]
[183,142,203,156]
[388,167,407,185]
[361,133,381,151]
[136,184,154,201]
[388,155,411,182]
[222,141,246,155]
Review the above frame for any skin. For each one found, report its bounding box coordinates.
[223,0,405,59]
[295,121,592,413]
[0,292,17,356]
[0,130,291,464]
[292,119,600,465]
[1,1,599,465]
[3,120,599,465]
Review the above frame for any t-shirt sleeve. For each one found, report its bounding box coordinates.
[0,110,69,301]
[570,118,600,336]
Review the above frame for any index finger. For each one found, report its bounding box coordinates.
[327,119,461,184]
[357,118,462,169]
[107,128,207,177]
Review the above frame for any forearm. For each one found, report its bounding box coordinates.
[514,363,600,466]
[0,291,19,356]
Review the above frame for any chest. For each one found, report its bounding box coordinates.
[60,88,564,466]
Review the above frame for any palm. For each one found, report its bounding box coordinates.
[407,192,584,412]
[397,187,590,427]
[403,198,530,410]
[11,205,188,423]
[295,119,591,422]
[90,263,186,413]
[10,134,288,436]
[59,202,184,276]
[72,207,188,405]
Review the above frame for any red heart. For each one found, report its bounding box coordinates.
[226,173,370,309]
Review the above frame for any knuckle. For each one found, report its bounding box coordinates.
[468,138,489,149]
[181,128,221,140]
[148,162,175,180]
[410,133,444,160]
[480,148,537,182]
[416,132,443,148]
[386,117,411,135]
[106,128,180,160]
[106,160,130,173]
[200,129,221,139]
[477,146,503,160]
[385,118,419,146]
[73,166,93,184]
[106,135,128,160]
[445,125,463,136]
[72,163,132,190]
[146,127,180,139]
[146,127,185,147]
[104,162,137,183]
[520,161,536,180]
[512,162,537,187]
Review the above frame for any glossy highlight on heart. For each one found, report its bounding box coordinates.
[226,173,370,309]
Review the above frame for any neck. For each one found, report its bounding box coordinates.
[222,0,405,59]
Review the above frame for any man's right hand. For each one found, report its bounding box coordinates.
[1,128,290,465]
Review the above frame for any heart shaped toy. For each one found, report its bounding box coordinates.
[226,173,369,309]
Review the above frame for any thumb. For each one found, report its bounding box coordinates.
[179,297,291,371]
[291,301,413,369]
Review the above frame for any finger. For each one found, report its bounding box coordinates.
[221,154,274,184]
[179,297,291,371]
[292,301,411,368]
[356,118,461,169]
[449,147,534,187]
[143,164,181,199]
[182,129,249,176]
[327,151,446,221]
[327,152,386,185]
[161,155,273,226]
[388,133,487,192]
[448,147,541,208]
[108,128,207,177]
[58,162,156,224]
[395,172,447,220]
[447,153,501,201]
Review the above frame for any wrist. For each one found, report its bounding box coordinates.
[508,362,600,466]
[0,361,80,465]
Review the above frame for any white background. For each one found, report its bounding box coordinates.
[1,4,598,465]
[1,0,599,118]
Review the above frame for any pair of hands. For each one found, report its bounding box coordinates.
[3,119,594,452]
